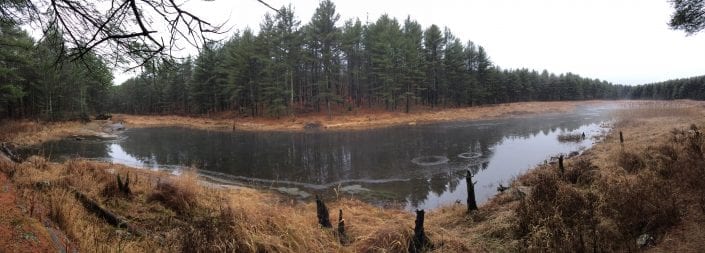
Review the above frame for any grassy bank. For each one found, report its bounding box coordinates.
[0,120,111,147]
[114,100,602,131]
[1,100,705,252]
[1,100,594,146]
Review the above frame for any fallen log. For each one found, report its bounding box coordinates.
[1,142,22,163]
[69,186,144,236]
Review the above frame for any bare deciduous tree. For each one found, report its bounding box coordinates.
[0,0,276,68]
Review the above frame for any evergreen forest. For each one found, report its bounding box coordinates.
[2,0,705,120]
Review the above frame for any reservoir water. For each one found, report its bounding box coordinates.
[30,105,614,210]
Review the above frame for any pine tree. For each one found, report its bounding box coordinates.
[309,0,341,119]
[366,15,404,111]
[401,17,425,113]
[341,18,365,108]
[423,24,443,107]
[442,28,466,106]
[191,42,224,114]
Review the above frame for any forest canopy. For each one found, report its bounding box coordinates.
[109,1,632,117]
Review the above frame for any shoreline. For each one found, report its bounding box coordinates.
[3,100,700,147]
[2,100,597,147]
[114,100,601,132]
[114,99,704,132]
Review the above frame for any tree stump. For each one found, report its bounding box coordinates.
[337,209,348,245]
[315,195,332,228]
[409,209,432,253]
[466,170,478,212]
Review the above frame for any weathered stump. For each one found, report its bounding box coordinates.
[497,183,509,193]
[558,155,565,175]
[117,173,132,196]
[315,195,332,228]
[466,170,478,212]
[619,131,624,144]
[337,209,348,245]
[409,209,432,253]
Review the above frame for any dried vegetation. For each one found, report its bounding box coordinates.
[1,100,705,252]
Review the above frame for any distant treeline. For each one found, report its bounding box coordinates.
[108,1,631,117]
[630,75,705,100]
[0,22,112,120]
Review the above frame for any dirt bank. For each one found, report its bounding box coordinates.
[0,155,73,252]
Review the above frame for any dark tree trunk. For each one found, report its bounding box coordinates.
[409,209,432,253]
[466,170,478,212]
[337,209,347,245]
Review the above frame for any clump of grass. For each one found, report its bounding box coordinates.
[180,206,239,252]
[355,220,412,252]
[147,169,200,215]
[220,188,342,252]
[515,170,597,251]
[617,151,644,173]
[564,158,597,185]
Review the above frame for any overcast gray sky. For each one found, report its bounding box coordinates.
[115,0,705,85]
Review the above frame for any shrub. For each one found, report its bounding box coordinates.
[148,181,198,215]
[598,171,681,248]
[564,158,597,185]
[515,170,596,251]
[617,151,644,173]
[181,207,238,252]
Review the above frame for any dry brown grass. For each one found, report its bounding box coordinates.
[3,156,520,252]
[3,100,705,252]
[147,169,201,216]
[0,119,107,147]
[511,103,705,252]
